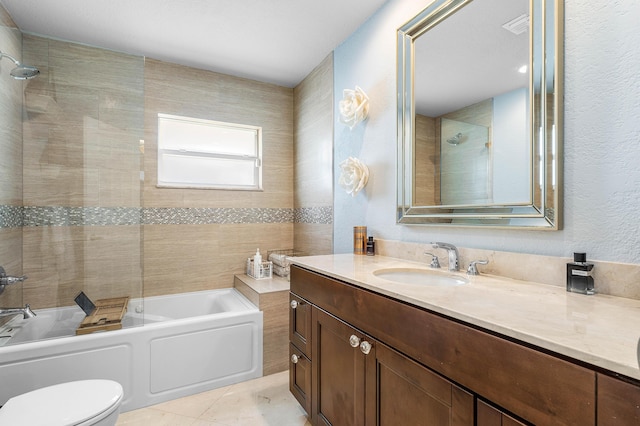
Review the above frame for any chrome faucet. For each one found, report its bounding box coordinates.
[0,266,28,296]
[431,242,459,272]
[0,304,36,319]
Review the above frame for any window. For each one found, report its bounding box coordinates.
[157,113,262,190]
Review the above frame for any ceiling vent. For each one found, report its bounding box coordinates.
[502,14,529,35]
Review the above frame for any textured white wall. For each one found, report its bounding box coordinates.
[334,0,640,264]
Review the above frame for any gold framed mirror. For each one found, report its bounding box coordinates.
[397,0,563,228]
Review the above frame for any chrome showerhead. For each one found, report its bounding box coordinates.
[0,50,40,80]
[10,64,40,80]
[447,132,463,145]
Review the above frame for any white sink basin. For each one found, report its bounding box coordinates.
[373,268,468,287]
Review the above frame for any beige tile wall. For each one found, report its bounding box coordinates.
[143,59,294,297]
[13,36,295,308]
[21,36,144,308]
[0,8,23,311]
[293,53,333,255]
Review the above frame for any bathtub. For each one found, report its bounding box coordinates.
[0,288,263,412]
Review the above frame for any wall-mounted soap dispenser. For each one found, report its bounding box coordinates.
[566,252,595,295]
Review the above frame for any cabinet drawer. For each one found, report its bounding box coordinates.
[597,373,640,424]
[477,400,527,426]
[289,292,312,358]
[289,343,312,416]
[291,265,596,425]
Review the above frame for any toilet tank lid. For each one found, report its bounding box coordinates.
[0,379,123,426]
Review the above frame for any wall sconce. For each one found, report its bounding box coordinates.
[339,86,369,129]
[338,157,369,197]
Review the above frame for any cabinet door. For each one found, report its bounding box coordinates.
[312,307,369,426]
[598,373,640,424]
[477,400,527,426]
[368,342,474,426]
[290,292,312,358]
[290,343,312,416]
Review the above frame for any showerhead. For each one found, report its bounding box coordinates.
[10,65,40,80]
[0,50,40,80]
[447,133,463,145]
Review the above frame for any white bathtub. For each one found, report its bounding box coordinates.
[0,288,263,412]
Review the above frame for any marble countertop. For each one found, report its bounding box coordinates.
[289,253,640,381]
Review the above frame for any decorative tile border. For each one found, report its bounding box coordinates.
[23,206,142,227]
[143,207,294,225]
[294,206,333,224]
[0,205,23,228]
[1,205,333,227]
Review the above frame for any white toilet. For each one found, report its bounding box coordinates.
[0,379,123,426]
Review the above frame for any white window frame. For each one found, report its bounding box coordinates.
[157,113,263,191]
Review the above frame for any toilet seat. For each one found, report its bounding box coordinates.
[0,379,123,426]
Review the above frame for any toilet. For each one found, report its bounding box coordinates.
[0,379,123,426]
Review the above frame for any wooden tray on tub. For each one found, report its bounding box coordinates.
[76,296,129,335]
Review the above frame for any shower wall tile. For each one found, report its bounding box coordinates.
[0,3,16,28]
[143,223,293,297]
[22,36,144,209]
[0,228,22,308]
[0,17,23,309]
[19,36,296,305]
[143,58,294,296]
[23,225,142,309]
[293,53,334,254]
[0,26,22,207]
[293,223,333,257]
[143,58,293,211]
[20,36,144,309]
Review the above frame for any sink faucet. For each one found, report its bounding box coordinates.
[431,242,459,272]
[0,304,36,319]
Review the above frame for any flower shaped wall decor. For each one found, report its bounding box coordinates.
[338,157,369,197]
[339,86,369,129]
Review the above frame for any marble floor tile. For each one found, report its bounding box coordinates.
[116,371,311,426]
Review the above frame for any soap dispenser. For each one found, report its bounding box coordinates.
[253,249,262,278]
[566,252,595,295]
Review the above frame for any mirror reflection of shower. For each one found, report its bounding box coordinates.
[0,50,40,80]
[440,118,491,205]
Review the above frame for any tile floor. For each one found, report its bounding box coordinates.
[116,371,312,425]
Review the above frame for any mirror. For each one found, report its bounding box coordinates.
[397,0,562,228]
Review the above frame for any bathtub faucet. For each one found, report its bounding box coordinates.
[0,304,36,319]
[0,266,27,296]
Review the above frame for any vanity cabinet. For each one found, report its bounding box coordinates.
[289,293,312,415]
[311,302,473,425]
[290,265,600,425]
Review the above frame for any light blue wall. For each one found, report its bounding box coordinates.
[333,0,640,264]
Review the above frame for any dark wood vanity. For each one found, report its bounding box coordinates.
[289,264,640,425]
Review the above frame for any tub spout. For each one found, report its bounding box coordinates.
[0,304,36,319]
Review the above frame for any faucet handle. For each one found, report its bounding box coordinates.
[467,260,489,276]
[424,252,441,269]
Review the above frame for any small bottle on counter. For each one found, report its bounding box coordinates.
[566,252,595,295]
[253,249,262,278]
[366,236,375,256]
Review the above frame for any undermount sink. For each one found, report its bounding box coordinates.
[373,268,468,287]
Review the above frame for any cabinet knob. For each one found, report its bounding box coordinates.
[290,300,299,309]
[349,335,361,348]
[291,354,301,364]
[360,341,372,355]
